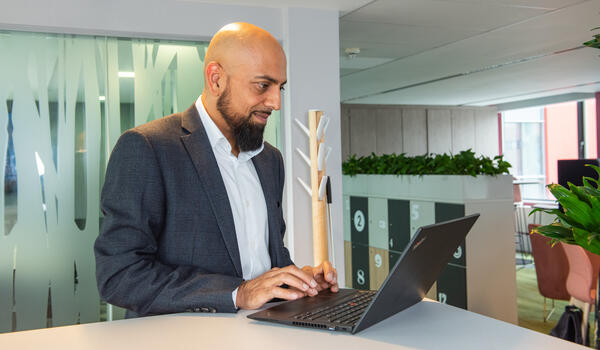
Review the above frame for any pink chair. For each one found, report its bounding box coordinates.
[529,227,570,321]
[560,242,600,341]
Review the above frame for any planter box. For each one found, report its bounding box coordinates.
[342,174,517,325]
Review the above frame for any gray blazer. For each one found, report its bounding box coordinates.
[94,104,293,317]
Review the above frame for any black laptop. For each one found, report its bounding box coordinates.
[248,214,479,334]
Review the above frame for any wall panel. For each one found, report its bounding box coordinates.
[427,109,452,155]
[451,109,476,153]
[402,109,428,156]
[350,108,377,157]
[375,109,403,155]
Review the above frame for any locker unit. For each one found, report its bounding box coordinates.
[343,174,517,324]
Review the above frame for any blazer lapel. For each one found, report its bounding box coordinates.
[252,150,283,268]
[179,105,243,278]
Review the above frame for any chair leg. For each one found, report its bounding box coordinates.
[543,297,547,322]
[545,299,557,322]
[582,302,590,344]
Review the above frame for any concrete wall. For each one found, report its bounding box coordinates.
[341,104,500,161]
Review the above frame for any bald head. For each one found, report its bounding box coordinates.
[203,22,285,87]
[200,22,287,156]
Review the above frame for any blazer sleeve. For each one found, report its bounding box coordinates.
[94,129,242,316]
[276,149,294,267]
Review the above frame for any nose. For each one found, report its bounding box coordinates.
[264,86,282,111]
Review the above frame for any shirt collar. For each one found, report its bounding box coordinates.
[195,96,264,161]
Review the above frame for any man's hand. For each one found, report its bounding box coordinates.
[236,265,319,310]
[302,260,339,294]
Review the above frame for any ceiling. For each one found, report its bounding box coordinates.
[338,0,600,108]
[168,0,600,108]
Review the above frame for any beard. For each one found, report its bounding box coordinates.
[216,85,268,153]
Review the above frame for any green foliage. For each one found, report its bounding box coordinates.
[530,164,600,255]
[342,149,511,176]
[583,27,600,49]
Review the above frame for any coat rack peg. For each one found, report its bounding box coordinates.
[295,148,311,166]
[294,118,310,137]
[296,177,312,196]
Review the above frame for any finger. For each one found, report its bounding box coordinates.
[311,261,335,282]
[272,286,304,301]
[301,265,313,275]
[288,287,308,298]
[321,261,335,282]
[271,273,317,295]
[279,265,318,289]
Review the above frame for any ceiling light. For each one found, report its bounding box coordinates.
[118,71,135,78]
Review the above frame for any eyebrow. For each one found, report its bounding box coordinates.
[255,75,287,86]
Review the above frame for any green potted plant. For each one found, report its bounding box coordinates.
[342,149,511,176]
[530,164,600,254]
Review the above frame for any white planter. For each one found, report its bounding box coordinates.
[342,174,517,325]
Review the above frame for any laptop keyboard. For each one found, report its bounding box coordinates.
[292,290,377,325]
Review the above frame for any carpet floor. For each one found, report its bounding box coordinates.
[517,264,596,347]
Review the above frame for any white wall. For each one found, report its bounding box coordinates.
[282,8,344,276]
[0,1,344,277]
[341,104,499,160]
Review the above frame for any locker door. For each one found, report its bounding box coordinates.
[369,247,389,290]
[410,201,435,238]
[350,197,369,246]
[388,199,410,252]
[435,203,466,267]
[351,243,370,290]
[436,264,467,309]
[368,198,388,250]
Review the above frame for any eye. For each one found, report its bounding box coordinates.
[256,82,269,91]
[280,85,286,92]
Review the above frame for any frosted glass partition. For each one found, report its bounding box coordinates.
[0,30,282,333]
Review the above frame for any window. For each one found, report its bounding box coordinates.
[502,107,546,200]
[501,99,597,202]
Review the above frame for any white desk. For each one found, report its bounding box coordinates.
[0,299,586,349]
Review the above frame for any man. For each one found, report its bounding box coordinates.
[94,22,338,317]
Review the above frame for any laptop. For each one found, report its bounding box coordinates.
[248,214,479,334]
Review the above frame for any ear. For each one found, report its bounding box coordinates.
[205,61,225,96]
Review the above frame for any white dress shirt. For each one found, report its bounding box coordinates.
[195,97,271,307]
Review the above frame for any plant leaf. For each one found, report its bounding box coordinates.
[547,184,595,231]
[531,223,576,244]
